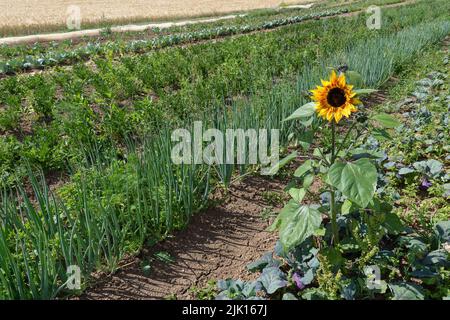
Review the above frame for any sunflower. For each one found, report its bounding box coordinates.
[311,70,361,123]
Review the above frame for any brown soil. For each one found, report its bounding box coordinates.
[78,175,286,300]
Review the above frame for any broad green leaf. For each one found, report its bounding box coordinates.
[399,236,428,259]
[371,113,401,128]
[372,128,391,141]
[247,252,280,272]
[288,188,306,203]
[368,197,392,213]
[294,160,313,178]
[303,173,315,189]
[313,227,326,237]
[351,148,386,160]
[434,221,450,243]
[345,71,364,88]
[278,201,322,250]
[266,151,297,176]
[299,117,314,127]
[398,167,415,175]
[383,212,404,235]
[297,130,314,149]
[354,88,378,95]
[259,267,288,294]
[328,159,377,208]
[242,281,261,298]
[388,283,425,300]
[267,199,297,232]
[301,288,327,300]
[423,250,449,267]
[341,199,355,215]
[283,102,316,122]
[413,159,443,177]
[282,293,298,300]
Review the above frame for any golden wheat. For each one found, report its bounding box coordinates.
[1,0,314,34]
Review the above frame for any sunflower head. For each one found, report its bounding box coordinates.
[311,70,361,123]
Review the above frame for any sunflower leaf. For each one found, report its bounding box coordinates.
[345,70,364,88]
[371,113,401,128]
[294,160,314,178]
[288,187,307,203]
[283,102,316,122]
[354,89,378,95]
[328,159,377,208]
[276,201,323,250]
[266,151,297,176]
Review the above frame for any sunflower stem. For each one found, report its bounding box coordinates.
[335,121,357,157]
[330,121,339,245]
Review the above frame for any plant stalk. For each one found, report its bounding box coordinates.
[330,120,339,245]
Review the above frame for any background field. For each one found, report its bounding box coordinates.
[1,0,314,36]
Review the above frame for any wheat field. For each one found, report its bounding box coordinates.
[1,0,314,35]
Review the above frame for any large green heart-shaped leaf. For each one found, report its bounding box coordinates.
[266,151,297,176]
[258,267,288,294]
[434,221,450,243]
[345,71,364,88]
[328,159,377,208]
[276,200,322,250]
[388,283,425,300]
[246,252,280,273]
[354,88,378,95]
[371,113,401,128]
[283,102,316,122]
[294,160,314,178]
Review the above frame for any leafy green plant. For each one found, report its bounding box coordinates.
[189,280,218,300]
[269,69,391,249]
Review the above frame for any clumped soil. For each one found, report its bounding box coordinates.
[79,175,286,300]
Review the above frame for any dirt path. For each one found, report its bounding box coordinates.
[79,176,285,300]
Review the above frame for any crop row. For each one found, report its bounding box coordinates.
[0,0,407,61]
[1,0,448,187]
[0,8,350,76]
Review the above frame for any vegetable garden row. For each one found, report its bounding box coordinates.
[0,0,449,299]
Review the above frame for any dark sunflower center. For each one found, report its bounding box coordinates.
[327,88,346,108]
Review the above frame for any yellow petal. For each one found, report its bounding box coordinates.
[326,109,334,122]
[351,98,361,105]
[334,109,343,123]
[330,70,337,84]
[319,108,328,117]
[338,73,346,87]
[342,106,351,117]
